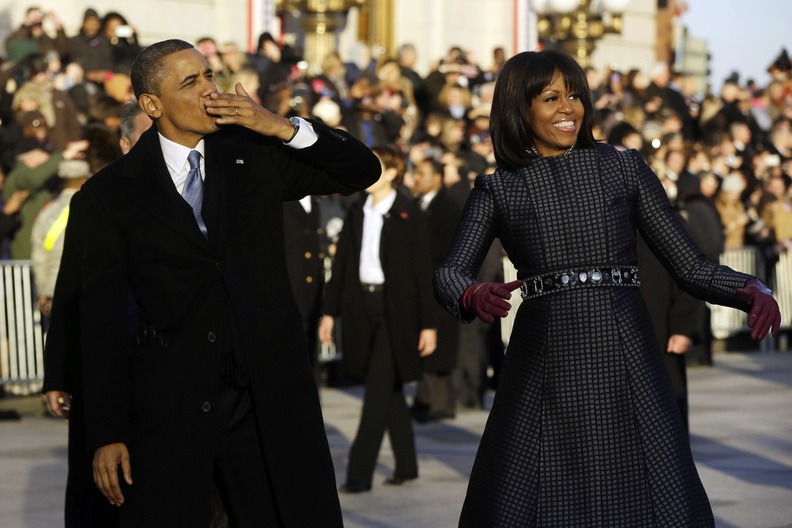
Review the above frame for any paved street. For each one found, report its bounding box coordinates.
[1,351,791,528]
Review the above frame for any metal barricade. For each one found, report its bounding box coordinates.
[0,261,45,395]
[501,257,521,347]
[709,247,762,339]
[774,251,792,330]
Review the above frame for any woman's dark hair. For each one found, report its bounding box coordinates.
[101,11,128,30]
[490,49,597,170]
[607,121,638,147]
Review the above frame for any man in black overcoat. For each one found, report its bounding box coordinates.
[43,192,121,528]
[79,40,380,527]
[42,102,152,528]
[411,158,462,421]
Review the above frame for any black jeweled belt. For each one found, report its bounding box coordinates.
[520,266,640,300]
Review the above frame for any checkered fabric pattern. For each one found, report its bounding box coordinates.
[434,143,753,527]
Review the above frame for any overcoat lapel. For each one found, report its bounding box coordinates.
[122,127,213,252]
[380,193,409,264]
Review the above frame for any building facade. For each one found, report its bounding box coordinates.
[0,0,675,80]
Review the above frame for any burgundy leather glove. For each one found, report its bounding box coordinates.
[459,280,523,324]
[736,279,782,340]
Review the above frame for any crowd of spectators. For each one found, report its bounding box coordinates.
[1,5,790,293]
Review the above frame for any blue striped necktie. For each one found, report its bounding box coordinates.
[182,150,207,238]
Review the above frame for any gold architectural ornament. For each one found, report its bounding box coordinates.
[536,0,631,66]
[276,0,368,67]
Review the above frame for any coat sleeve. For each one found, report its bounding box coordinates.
[273,119,382,200]
[433,174,499,322]
[630,149,752,312]
[80,183,132,450]
[3,153,64,199]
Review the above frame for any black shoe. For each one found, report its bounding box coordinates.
[339,480,371,493]
[426,410,456,421]
[384,473,418,486]
[409,402,430,422]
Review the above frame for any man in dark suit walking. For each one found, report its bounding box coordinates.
[319,146,436,492]
[80,40,380,527]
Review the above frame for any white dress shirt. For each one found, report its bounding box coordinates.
[158,117,318,193]
[419,189,438,211]
[298,196,312,213]
[359,190,397,285]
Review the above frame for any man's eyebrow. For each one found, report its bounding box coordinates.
[178,68,212,87]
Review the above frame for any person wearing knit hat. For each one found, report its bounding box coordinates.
[31,159,92,318]
[58,159,91,179]
[69,7,114,85]
[84,8,100,22]
[18,109,48,141]
[721,173,745,193]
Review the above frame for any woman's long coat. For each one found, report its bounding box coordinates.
[435,143,752,528]
[325,191,436,382]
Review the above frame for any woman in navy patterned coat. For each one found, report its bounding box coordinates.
[434,50,781,528]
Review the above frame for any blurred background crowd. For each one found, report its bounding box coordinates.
[1,5,790,410]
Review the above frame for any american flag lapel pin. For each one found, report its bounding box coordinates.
[236,159,245,164]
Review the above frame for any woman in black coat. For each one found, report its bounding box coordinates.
[320,146,437,492]
[434,50,781,528]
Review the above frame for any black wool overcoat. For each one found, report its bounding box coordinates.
[420,188,462,372]
[79,120,380,527]
[324,192,436,383]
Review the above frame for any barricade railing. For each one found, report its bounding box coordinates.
[774,251,792,331]
[709,248,761,339]
[501,258,521,347]
[0,260,45,395]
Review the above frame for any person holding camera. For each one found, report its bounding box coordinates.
[99,12,141,76]
[5,6,69,62]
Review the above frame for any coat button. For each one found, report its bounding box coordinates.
[304,251,311,259]
[207,332,217,342]
[202,402,211,412]
[306,276,313,283]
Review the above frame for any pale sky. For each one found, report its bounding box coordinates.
[680,0,792,93]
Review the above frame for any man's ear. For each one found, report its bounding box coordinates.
[383,167,398,183]
[139,94,161,119]
[119,136,131,155]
